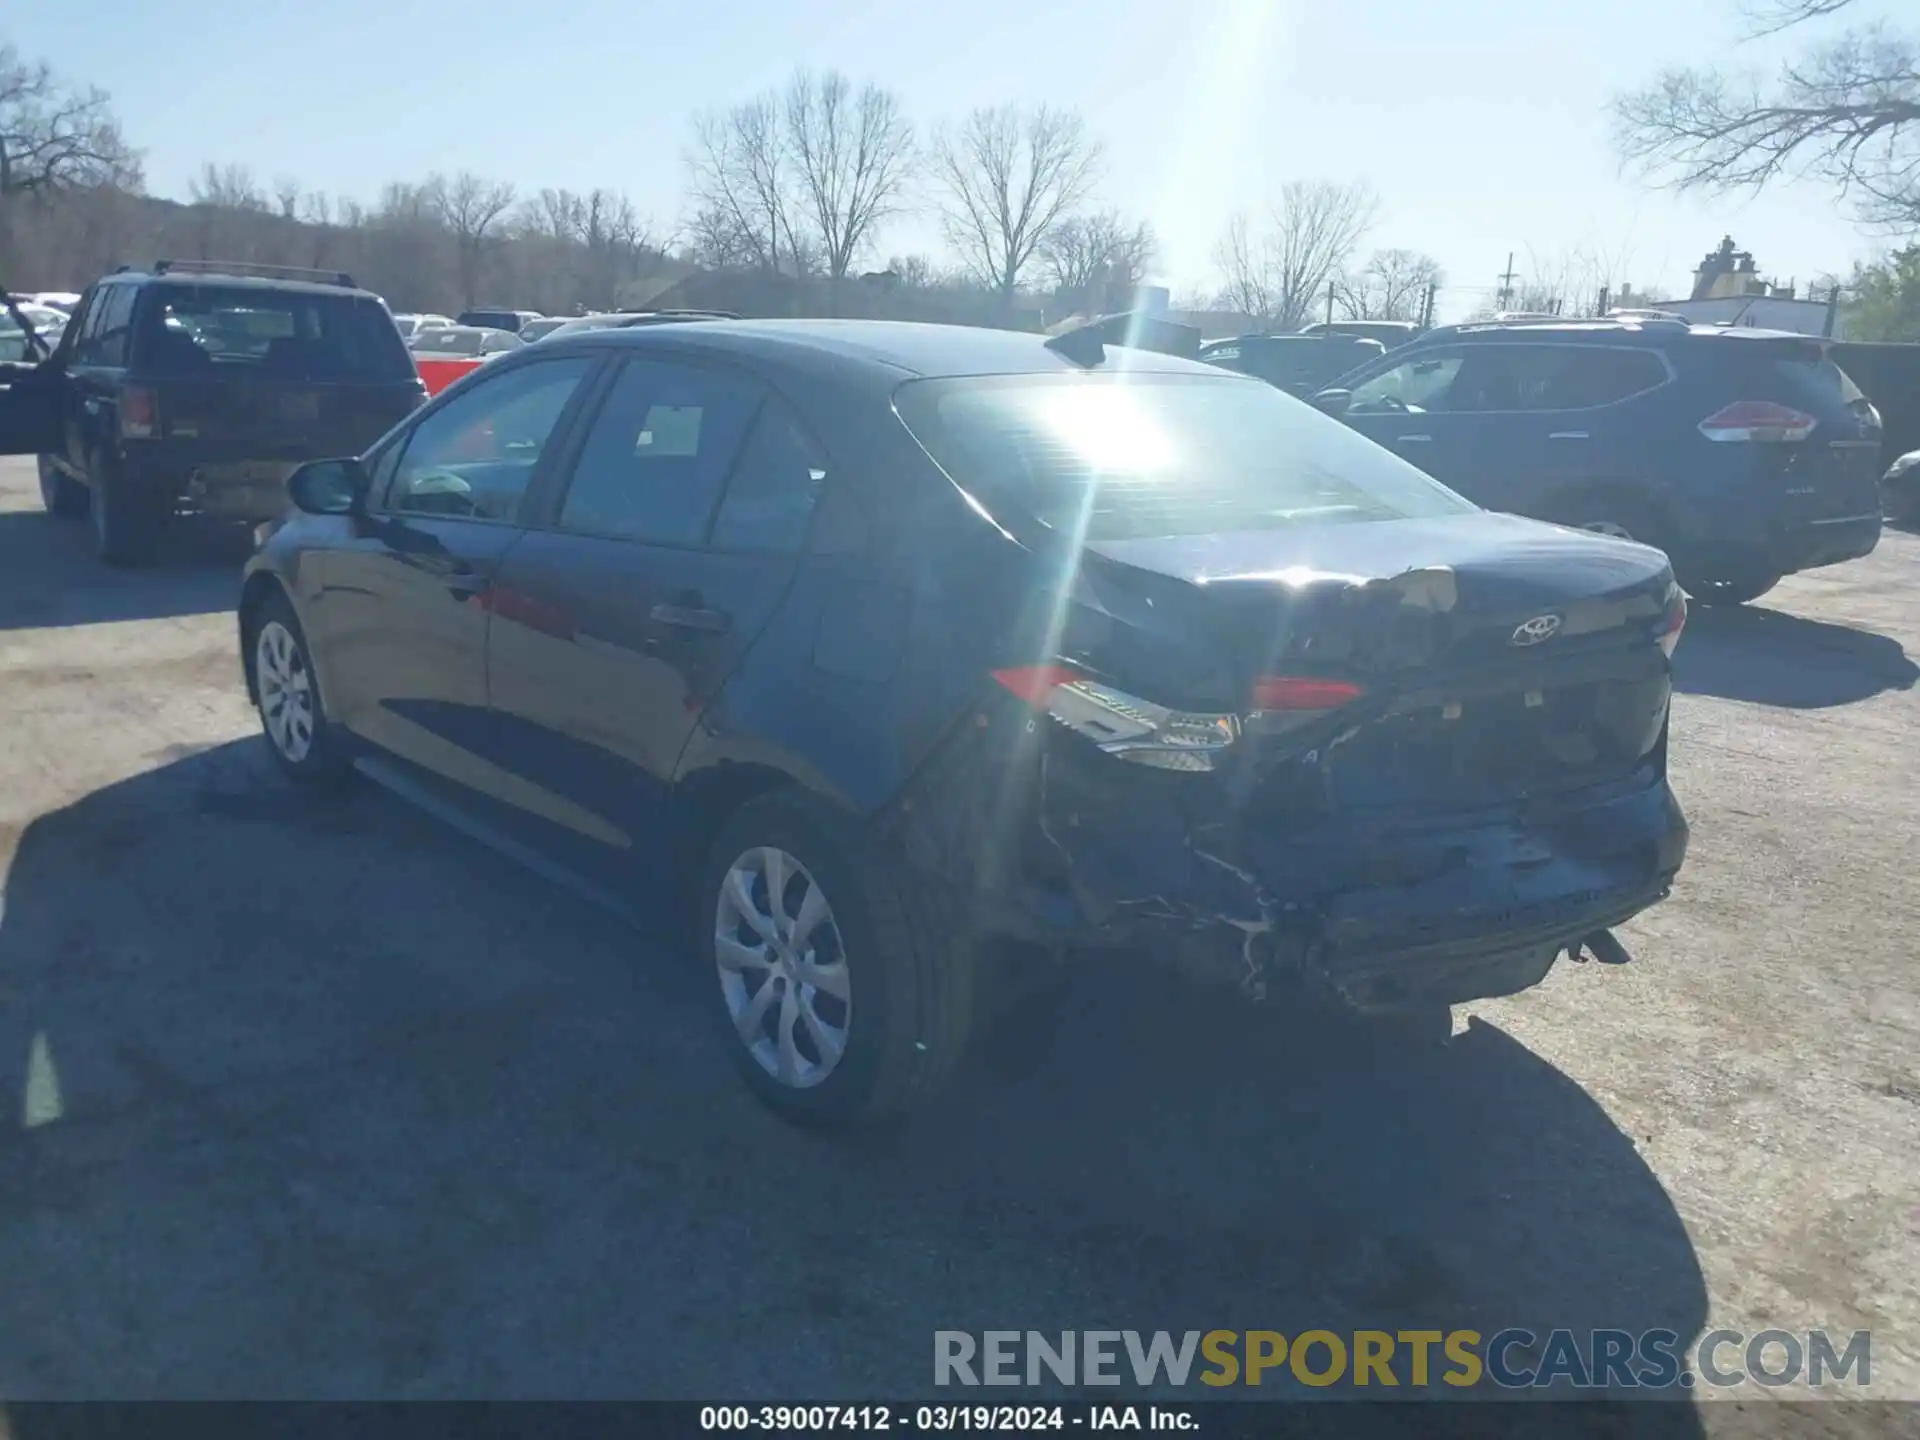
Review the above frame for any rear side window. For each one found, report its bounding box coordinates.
[1536,348,1668,408]
[895,370,1476,544]
[557,358,762,546]
[75,285,137,366]
[134,285,413,382]
[710,400,827,553]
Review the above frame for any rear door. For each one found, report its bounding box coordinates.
[486,355,824,877]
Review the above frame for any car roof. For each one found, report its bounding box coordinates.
[1414,317,1833,349]
[541,318,1226,380]
[104,269,382,301]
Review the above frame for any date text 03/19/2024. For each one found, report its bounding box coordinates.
[699,1405,1194,1431]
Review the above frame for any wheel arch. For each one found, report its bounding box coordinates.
[236,569,291,706]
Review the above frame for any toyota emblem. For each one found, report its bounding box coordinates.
[1510,613,1563,646]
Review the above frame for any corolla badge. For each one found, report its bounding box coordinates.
[1510,613,1563,647]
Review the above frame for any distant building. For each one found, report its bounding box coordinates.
[1611,237,1848,339]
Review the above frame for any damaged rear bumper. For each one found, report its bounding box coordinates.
[891,716,1689,1009]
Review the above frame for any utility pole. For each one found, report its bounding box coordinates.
[1496,251,1517,312]
[1419,281,1436,331]
[1325,280,1335,327]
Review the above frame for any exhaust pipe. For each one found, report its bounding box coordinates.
[1574,929,1633,966]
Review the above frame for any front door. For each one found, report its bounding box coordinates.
[1340,348,1479,493]
[486,356,825,882]
[304,353,600,792]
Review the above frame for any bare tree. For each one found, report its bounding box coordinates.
[0,44,136,203]
[189,162,267,213]
[1335,248,1444,321]
[429,171,516,308]
[1212,181,1377,331]
[1614,0,1920,232]
[932,103,1102,299]
[783,70,915,281]
[1037,209,1156,301]
[686,95,803,274]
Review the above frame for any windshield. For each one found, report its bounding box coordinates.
[895,370,1476,542]
[135,285,414,381]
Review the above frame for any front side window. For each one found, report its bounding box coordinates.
[1347,352,1464,413]
[385,357,595,521]
[895,369,1476,545]
[556,358,762,546]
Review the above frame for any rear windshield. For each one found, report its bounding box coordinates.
[136,286,412,382]
[894,370,1476,542]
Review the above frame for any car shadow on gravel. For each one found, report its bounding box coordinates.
[1671,603,1918,709]
[0,740,1706,1425]
[0,510,250,631]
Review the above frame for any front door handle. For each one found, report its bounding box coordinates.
[650,603,730,634]
[1548,431,1590,441]
[1395,433,1433,444]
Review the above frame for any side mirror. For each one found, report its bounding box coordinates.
[1309,388,1352,415]
[287,458,369,516]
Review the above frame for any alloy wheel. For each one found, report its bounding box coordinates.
[256,620,316,764]
[715,846,852,1088]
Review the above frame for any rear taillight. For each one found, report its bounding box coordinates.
[119,385,157,439]
[1698,401,1815,443]
[1655,584,1687,658]
[1250,676,1365,711]
[993,665,1240,772]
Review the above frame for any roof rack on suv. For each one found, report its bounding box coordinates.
[148,259,359,288]
[614,307,742,320]
[1435,314,1693,338]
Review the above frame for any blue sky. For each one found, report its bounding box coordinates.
[9,0,1905,317]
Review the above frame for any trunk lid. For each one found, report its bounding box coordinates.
[1069,512,1677,814]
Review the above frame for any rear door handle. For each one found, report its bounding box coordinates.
[1548,431,1589,440]
[650,603,730,633]
[1396,433,1432,444]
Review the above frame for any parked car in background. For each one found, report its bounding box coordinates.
[391,312,455,341]
[185,318,1690,1128]
[409,325,523,358]
[1313,316,1884,605]
[10,291,82,314]
[408,324,525,396]
[457,307,543,333]
[0,259,423,565]
[1883,450,1919,524]
[517,316,578,343]
[1301,319,1421,349]
[534,309,740,342]
[0,303,71,360]
[1201,332,1386,397]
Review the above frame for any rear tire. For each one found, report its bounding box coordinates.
[89,456,166,567]
[37,455,88,518]
[699,790,975,1130]
[1687,573,1781,606]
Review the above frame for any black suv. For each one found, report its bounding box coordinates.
[1201,332,1386,397]
[19,260,424,564]
[1314,317,1884,604]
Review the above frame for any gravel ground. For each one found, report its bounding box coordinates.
[0,456,1914,1430]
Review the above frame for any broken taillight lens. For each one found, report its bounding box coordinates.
[1697,401,1815,443]
[1655,584,1687,659]
[119,385,158,440]
[992,666,1240,772]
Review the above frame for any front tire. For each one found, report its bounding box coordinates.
[37,455,88,518]
[700,791,975,1130]
[246,592,349,787]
